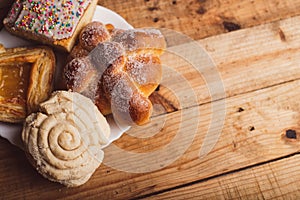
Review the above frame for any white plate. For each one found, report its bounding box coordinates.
[0,5,132,149]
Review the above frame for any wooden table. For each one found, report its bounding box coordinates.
[1,0,300,199]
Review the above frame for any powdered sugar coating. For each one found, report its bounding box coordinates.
[110,74,152,125]
[125,54,162,88]
[64,57,96,93]
[68,45,90,61]
[101,65,125,100]
[79,21,111,51]
[110,28,126,38]
[94,82,111,115]
[111,74,134,113]
[89,42,125,75]
[112,29,165,52]
[128,90,152,124]
[65,22,166,125]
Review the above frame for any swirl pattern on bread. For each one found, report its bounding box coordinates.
[22,91,110,187]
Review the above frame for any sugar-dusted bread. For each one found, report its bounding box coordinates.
[22,91,110,187]
[64,22,166,125]
[3,0,97,52]
[0,45,55,123]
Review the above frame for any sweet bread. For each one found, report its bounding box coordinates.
[0,46,55,123]
[67,44,90,62]
[22,91,110,187]
[64,22,166,125]
[3,0,98,52]
[79,21,111,51]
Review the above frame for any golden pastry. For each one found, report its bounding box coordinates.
[0,46,55,123]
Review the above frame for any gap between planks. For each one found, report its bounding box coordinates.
[3,12,300,200]
[97,15,300,199]
[149,15,300,117]
[83,68,300,200]
[98,0,300,41]
[142,153,300,200]
[138,152,300,200]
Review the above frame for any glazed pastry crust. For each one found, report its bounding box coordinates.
[0,46,55,123]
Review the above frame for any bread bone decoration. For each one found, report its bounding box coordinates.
[64,22,166,125]
[3,0,98,52]
[22,91,110,187]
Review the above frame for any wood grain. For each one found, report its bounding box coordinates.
[4,61,300,200]
[145,154,300,199]
[1,1,300,199]
[3,50,300,199]
[91,78,300,199]
[98,0,300,40]
[153,15,300,115]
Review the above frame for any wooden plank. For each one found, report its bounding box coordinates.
[98,0,300,40]
[151,15,300,115]
[94,78,300,199]
[145,154,300,200]
[2,8,300,200]
[3,70,300,199]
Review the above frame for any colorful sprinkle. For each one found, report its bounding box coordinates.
[6,0,91,40]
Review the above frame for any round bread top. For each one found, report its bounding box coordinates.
[22,91,110,187]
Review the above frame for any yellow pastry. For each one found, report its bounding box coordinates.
[0,46,55,123]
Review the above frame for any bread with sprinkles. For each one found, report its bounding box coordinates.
[3,0,97,52]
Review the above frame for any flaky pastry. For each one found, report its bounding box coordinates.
[0,46,55,123]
